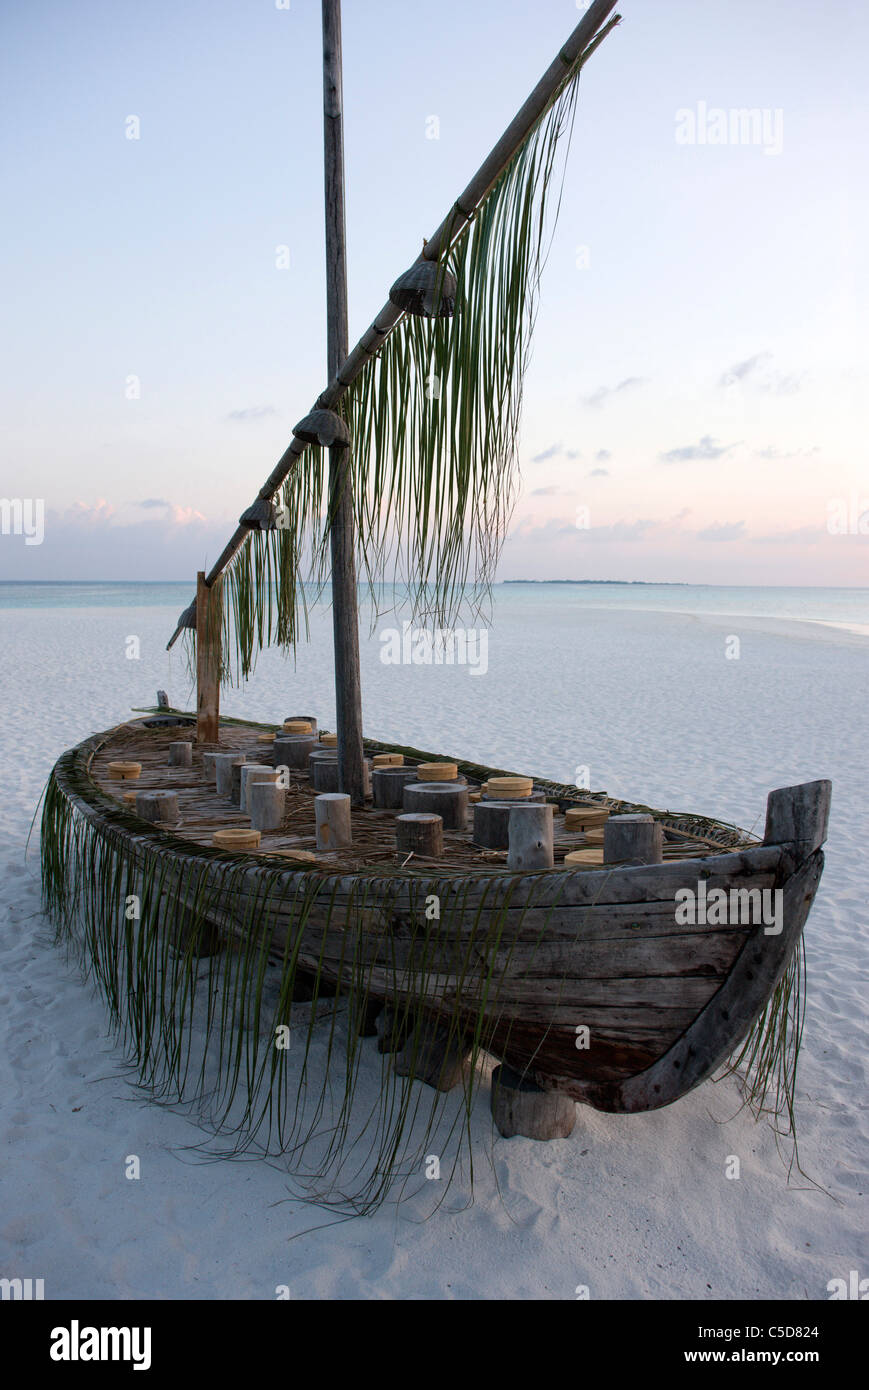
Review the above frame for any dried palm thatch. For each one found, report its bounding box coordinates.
[210,41,600,678]
[41,743,575,1214]
[41,717,811,1215]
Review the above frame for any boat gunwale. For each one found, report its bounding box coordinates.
[49,720,778,904]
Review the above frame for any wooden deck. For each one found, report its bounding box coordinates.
[90,720,749,877]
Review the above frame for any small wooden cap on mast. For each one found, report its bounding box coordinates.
[292,409,351,448]
[389,261,457,318]
[239,496,279,530]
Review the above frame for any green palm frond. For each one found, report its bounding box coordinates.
[213,60,585,677]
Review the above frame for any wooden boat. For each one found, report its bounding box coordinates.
[39,5,832,1204]
[44,712,830,1116]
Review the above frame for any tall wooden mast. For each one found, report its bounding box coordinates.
[322,0,366,806]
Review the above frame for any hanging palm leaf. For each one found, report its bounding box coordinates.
[212,45,591,671]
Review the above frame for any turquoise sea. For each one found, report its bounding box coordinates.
[2,580,868,638]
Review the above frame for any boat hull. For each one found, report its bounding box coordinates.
[43,722,829,1113]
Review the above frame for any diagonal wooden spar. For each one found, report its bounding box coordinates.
[166,0,620,651]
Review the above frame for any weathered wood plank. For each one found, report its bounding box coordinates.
[763,779,831,858]
[195,571,220,745]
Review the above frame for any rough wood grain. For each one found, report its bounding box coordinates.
[249,780,286,833]
[195,571,220,745]
[763,779,832,859]
[403,782,469,830]
[323,0,366,809]
[507,803,554,871]
[491,1064,576,1140]
[604,813,663,865]
[315,791,352,851]
[396,813,444,858]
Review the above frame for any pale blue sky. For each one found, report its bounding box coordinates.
[1,0,866,583]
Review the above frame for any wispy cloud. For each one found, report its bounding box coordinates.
[659,434,736,463]
[696,521,746,542]
[595,449,611,462]
[588,468,609,477]
[751,524,825,545]
[719,352,771,387]
[754,444,821,460]
[530,442,582,463]
[720,353,803,395]
[531,442,562,463]
[68,498,206,527]
[582,377,647,409]
[226,405,277,422]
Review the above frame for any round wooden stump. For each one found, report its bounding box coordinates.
[312,757,370,796]
[402,782,469,831]
[230,760,261,807]
[107,761,141,781]
[472,799,527,849]
[604,813,663,866]
[491,1064,576,1140]
[311,758,339,793]
[202,752,221,782]
[396,813,444,857]
[168,741,193,768]
[351,997,383,1037]
[240,765,278,812]
[134,790,180,825]
[273,734,318,770]
[507,803,554,871]
[393,1023,471,1092]
[315,792,352,851]
[214,752,245,798]
[376,1006,413,1055]
[249,780,286,832]
[372,766,421,809]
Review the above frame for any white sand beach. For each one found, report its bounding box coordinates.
[1,588,866,1300]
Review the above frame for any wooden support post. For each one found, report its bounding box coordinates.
[323,0,366,808]
[394,1022,471,1091]
[195,570,220,746]
[491,1065,577,1140]
[352,996,383,1037]
[376,1006,412,1055]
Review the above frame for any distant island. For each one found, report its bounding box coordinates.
[502,579,691,586]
